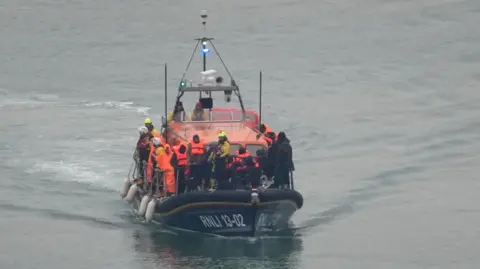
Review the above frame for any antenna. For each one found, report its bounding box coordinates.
[200,10,208,72]
[201,10,207,35]
[200,10,211,98]
[174,11,245,116]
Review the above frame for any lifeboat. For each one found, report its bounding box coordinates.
[121,10,303,237]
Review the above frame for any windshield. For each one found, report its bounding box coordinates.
[245,144,266,156]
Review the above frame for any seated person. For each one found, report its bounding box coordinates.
[190,102,208,121]
[168,101,188,122]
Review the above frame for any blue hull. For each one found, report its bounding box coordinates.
[133,189,303,237]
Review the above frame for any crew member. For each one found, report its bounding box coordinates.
[190,102,206,121]
[208,132,230,191]
[203,145,215,190]
[273,132,294,189]
[167,101,186,122]
[144,118,160,137]
[171,142,188,194]
[187,134,206,191]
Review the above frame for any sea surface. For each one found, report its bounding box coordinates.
[1,0,480,268]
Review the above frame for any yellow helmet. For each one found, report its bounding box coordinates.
[144,118,152,124]
[218,131,227,138]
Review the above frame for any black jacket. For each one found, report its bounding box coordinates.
[275,138,294,169]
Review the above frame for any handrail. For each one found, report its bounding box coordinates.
[172,110,252,123]
[179,85,238,93]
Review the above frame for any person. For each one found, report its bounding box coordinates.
[158,144,176,196]
[136,126,150,182]
[255,148,269,175]
[256,123,277,146]
[144,118,161,137]
[231,147,252,188]
[224,155,235,188]
[171,143,187,194]
[232,147,261,188]
[272,132,294,189]
[208,132,230,191]
[190,102,206,121]
[168,101,186,122]
[203,145,215,190]
[148,137,165,196]
[187,134,207,191]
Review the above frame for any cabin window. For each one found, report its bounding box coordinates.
[229,144,241,155]
[205,142,265,157]
[206,143,241,154]
[246,144,266,157]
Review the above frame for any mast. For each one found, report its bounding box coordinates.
[164,63,168,142]
[259,70,262,130]
[173,10,247,118]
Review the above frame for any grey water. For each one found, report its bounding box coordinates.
[1,0,480,268]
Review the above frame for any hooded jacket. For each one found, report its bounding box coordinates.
[275,137,294,169]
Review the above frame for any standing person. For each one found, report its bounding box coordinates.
[144,118,161,137]
[171,143,188,194]
[232,146,259,189]
[136,126,150,181]
[159,144,176,196]
[203,145,215,190]
[187,134,207,191]
[208,132,230,191]
[273,132,294,189]
[149,137,165,196]
[256,123,277,146]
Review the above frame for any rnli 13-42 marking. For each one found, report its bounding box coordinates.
[199,214,246,228]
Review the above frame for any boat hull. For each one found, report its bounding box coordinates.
[133,189,303,237]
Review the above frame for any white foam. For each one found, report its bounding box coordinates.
[30,93,59,102]
[0,98,44,107]
[0,93,59,108]
[83,101,151,115]
[27,160,120,191]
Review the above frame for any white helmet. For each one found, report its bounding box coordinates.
[152,137,162,146]
[138,126,148,135]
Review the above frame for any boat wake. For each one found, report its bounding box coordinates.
[133,227,304,259]
[0,89,60,108]
[295,165,426,235]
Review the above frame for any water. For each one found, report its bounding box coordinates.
[1,0,480,268]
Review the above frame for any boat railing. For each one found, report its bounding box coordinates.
[152,168,163,196]
[168,110,247,123]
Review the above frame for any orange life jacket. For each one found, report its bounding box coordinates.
[161,145,176,194]
[173,143,188,166]
[234,151,251,162]
[261,124,277,145]
[146,144,156,182]
[234,151,259,170]
[190,140,205,155]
